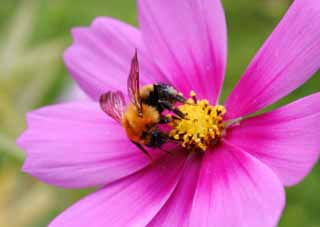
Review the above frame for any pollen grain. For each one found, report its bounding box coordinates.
[169,91,226,152]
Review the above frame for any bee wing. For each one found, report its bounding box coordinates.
[99,91,126,123]
[127,50,143,115]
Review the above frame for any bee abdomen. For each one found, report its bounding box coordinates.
[145,130,166,148]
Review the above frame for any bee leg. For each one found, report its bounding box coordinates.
[158,100,185,119]
[159,115,172,124]
[159,147,174,156]
[132,141,153,161]
[166,137,180,144]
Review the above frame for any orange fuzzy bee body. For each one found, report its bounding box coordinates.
[122,103,160,145]
[99,50,186,158]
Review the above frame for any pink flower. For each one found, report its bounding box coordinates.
[17,0,320,226]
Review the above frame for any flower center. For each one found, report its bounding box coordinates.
[169,91,226,151]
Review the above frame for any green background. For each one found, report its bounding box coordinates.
[0,0,319,226]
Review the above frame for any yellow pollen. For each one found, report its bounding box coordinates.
[169,92,226,152]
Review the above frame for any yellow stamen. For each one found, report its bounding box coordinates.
[169,91,226,152]
[190,90,196,97]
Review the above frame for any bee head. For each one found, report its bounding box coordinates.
[156,84,186,103]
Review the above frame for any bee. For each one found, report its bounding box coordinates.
[99,50,186,159]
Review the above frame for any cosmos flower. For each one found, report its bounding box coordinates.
[17,0,320,226]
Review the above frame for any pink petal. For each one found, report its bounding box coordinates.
[225,0,320,119]
[147,154,201,227]
[64,17,169,100]
[190,141,285,227]
[49,152,187,227]
[17,102,162,188]
[225,92,320,186]
[138,0,227,103]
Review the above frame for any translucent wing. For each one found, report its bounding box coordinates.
[99,91,126,123]
[127,50,143,115]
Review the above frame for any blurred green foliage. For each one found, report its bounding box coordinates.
[0,0,319,226]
